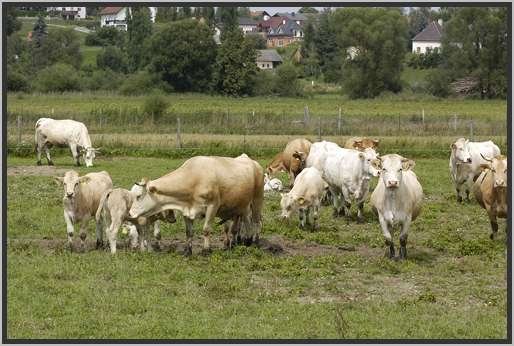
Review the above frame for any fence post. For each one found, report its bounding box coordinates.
[338,107,342,135]
[17,115,22,145]
[397,115,401,134]
[304,106,310,128]
[453,114,457,132]
[176,117,182,149]
[469,120,474,140]
[422,108,425,128]
[318,117,322,141]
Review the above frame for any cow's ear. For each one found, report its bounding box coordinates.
[372,139,380,146]
[79,176,91,184]
[292,151,302,160]
[371,159,381,170]
[54,176,64,185]
[298,197,305,205]
[353,140,362,149]
[148,185,157,193]
[479,163,491,172]
[451,143,456,150]
[358,152,365,160]
[402,159,415,171]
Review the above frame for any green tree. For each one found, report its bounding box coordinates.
[407,7,437,40]
[332,8,409,98]
[314,9,339,82]
[126,7,153,71]
[155,7,177,22]
[299,7,319,14]
[214,28,258,96]
[6,6,22,36]
[201,7,216,26]
[32,15,48,48]
[179,7,192,19]
[219,7,238,35]
[237,7,251,17]
[97,46,127,72]
[148,19,217,91]
[275,63,303,97]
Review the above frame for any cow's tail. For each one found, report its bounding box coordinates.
[96,189,112,223]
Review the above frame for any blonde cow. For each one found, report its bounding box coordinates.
[370,154,423,260]
[267,138,312,188]
[344,137,380,151]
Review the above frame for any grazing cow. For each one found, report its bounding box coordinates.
[473,155,508,240]
[54,170,113,250]
[267,138,312,187]
[370,154,423,260]
[95,185,177,254]
[344,137,380,151]
[129,155,264,255]
[264,174,283,192]
[449,138,500,202]
[322,147,380,221]
[35,118,99,167]
[280,167,326,230]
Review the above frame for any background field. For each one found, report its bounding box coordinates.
[6,154,508,339]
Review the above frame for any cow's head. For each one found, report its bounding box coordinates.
[353,138,380,151]
[54,170,90,199]
[480,154,507,188]
[266,154,285,176]
[372,154,415,190]
[360,147,380,178]
[81,147,100,167]
[451,138,472,164]
[291,151,308,174]
[280,192,305,219]
[128,177,159,218]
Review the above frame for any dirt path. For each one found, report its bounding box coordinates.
[8,165,69,177]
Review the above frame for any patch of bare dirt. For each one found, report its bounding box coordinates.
[7,165,68,177]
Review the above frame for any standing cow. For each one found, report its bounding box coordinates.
[473,154,508,240]
[54,170,113,250]
[449,138,500,202]
[322,146,380,221]
[267,138,312,188]
[344,137,380,151]
[370,154,423,260]
[280,167,326,230]
[129,155,264,255]
[36,118,99,167]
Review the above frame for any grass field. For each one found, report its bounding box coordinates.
[6,154,508,339]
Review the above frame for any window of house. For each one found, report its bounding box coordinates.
[426,47,432,53]
[267,64,270,68]
[278,40,283,47]
[416,47,421,53]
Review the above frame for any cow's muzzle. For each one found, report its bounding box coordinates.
[66,193,74,199]
[386,181,399,188]
[494,180,507,188]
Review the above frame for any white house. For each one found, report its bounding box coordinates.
[256,49,283,69]
[99,7,157,31]
[238,17,258,35]
[47,7,86,20]
[412,20,443,54]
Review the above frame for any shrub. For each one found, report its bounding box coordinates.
[34,63,81,92]
[142,92,170,121]
[7,70,30,92]
[426,69,451,97]
[85,27,124,46]
[118,70,165,95]
[275,63,304,97]
[81,69,125,91]
[96,46,127,72]
[250,70,276,96]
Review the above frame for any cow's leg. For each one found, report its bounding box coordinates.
[44,144,54,166]
[223,223,231,249]
[36,142,43,165]
[378,214,394,259]
[126,223,139,250]
[107,219,122,254]
[153,220,161,241]
[299,208,306,229]
[489,219,499,240]
[289,170,295,188]
[63,210,75,250]
[184,217,194,256]
[357,201,365,223]
[95,217,104,249]
[399,218,411,260]
[69,143,80,166]
[201,205,217,251]
[78,218,89,251]
[312,202,320,231]
[330,187,342,217]
[305,207,312,227]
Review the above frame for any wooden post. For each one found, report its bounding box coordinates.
[470,120,474,140]
[304,106,309,125]
[422,108,425,127]
[453,114,457,132]
[176,117,182,149]
[17,115,22,145]
[397,114,401,134]
[318,117,322,141]
[338,107,342,135]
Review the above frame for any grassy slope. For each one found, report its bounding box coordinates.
[6,155,507,339]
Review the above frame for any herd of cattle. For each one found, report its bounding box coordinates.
[34,117,508,258]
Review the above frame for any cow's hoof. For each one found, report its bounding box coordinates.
[96,240,104,249]
[183,245,193,257]
[490,233,495,240]
[457,196,462,203]
[36,161,42,166]
[399,246,407,260]
[48,161,54,166]
[357,217,364,224]
[155,233,162,241]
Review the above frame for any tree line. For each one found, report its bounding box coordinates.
[6,6,509,99]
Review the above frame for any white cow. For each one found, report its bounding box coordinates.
[449,138,501,202]
[305,140,341,171]
[322,146,379,221]
[370,154,423,260]
[280,167,326,229]
[36,118,99,167]
[264,174,283,192]
[54,170,113,250]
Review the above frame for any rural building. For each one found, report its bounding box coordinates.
[273,12,308,26]
[238,17,258,35]
[266,18,304,48]
[256,49,283,69]
[412,20,443,54]
[99,7,157,30]
[46,7,86,20]
[250,10,271,21]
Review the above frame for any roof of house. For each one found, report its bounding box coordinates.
[250,10,270,17]
[257,49,283,63]
[273,12,308,21]
[268,19,302,37]
[238,17,258,26]
[412,21,443,42]
[258,16,286,30]
[99,7,124,16]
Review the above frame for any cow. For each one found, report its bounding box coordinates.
[280,167,326,230]
[266,138,312,188]
[35,118,99,167]
[264,174,283,192]
[370,154,423,260]
[322,146,380,222]
[128,155,264,255]
[473,154,508,240]
[305,141,341,172]
[54,170,113,250]
[95,185,177,254]
[449,138,501,202]
[344,137,380,151]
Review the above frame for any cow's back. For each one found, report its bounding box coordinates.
[293,167,325,200]
[83,171,113,215]
[306,141,339,171]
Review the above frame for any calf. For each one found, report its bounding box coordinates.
[264,174,283,192]
[36,118,99,167]
[54,170,112,250]
[96,186,177,254]
[449,138,500,202]
[267,138,311,187]
[344,137,379,151]
[370,154,423,260]
[473,155,508,240]
[323,147,380,221]
[280,167,326,229]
